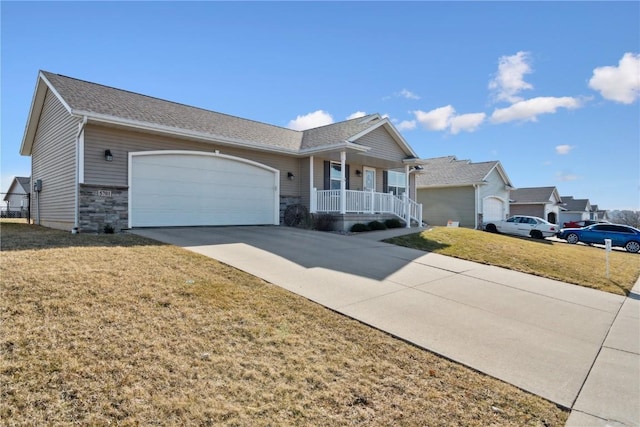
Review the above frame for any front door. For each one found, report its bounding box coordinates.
[363,167,376,212]
[363,167,376,192]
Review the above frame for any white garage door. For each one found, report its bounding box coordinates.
[129,151,279,227]
[483,197,505,222]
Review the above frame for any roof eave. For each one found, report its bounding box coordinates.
[417,182,485,189]
[20,71,75,156]
[80,112,303,156]
[19,74,47,155]
[298,141,371,156]
[484,161,514,188]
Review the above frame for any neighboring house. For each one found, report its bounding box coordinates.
[19,71,425,233]
[415,156,513,229]
[558,196,591,226]
[509,186,564,224]
[590,205,609,221]
[2,176,31,218]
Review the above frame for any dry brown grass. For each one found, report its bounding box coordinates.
[1,222,567,425]
[385,227,640,296]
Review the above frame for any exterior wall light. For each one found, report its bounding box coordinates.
[355,170,362,177]
[287,172,295,180]
[104,149,113,162]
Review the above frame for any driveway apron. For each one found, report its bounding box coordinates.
[130,226,638,426]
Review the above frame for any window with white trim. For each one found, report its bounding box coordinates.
[330,162,342,190]
[387,171,406,196]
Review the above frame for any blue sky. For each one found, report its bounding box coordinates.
[2,1,639,210]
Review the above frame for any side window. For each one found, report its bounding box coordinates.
[506,217,517,223]
[612,226,631,233]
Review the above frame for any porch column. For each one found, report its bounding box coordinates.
[405,164,411,228]
[340,151,346,214]
[309,156,316,213]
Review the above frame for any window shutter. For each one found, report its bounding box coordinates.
[323,161,330,190]
[345,164,350,190]
[383,171,388,193]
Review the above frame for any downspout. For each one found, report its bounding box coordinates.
[340,151,346,214]
[73,116,88,233]
[405,164,411,228]
[309,156,315,213]
[473,184,479,230]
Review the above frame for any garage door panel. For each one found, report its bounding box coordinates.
[483,197,504,222]
[130,152,278,227]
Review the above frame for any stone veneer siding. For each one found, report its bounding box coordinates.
[79,184,128,233]
[280,195,303,224]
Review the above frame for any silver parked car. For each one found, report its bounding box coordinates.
[484,215,559,239]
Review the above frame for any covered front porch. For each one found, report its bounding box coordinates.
[305,149,424,230]
[311,188,422,228]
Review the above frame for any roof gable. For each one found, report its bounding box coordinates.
[416,156,512,188]
[3,176,30,201]
[300,114,418,159]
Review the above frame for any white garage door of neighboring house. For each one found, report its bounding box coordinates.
[483,197,505,222]
[129,151,279,227]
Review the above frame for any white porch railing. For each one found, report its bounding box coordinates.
[311,188,422,227]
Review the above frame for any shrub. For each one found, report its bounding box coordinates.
[384,218,403,229]
[103,224,115,234]
[368,221,387,231]
[313,214,336,231]
[350,223,369,232]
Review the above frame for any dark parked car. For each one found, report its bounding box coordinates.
[557,223,640,253]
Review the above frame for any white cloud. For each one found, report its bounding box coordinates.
[488,51,534,103]
[588,52,640,104]
[397,89,420,100]
[412,106,485,134]
[450,113,486,135]
[287,110,334,130]
[555,144,574,155]
[413,105,455,131]
[346,111,366,120]
[490,96,582,123]
[396,120,417,131]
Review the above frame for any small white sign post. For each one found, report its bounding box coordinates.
[604,238,612,279]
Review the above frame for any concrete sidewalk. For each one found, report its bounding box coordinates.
[131,226,639,426]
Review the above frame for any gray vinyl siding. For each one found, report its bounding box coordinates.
[417,186,475,227]
[510,204,545,218]
[83,125,301,197]
[356,127,407,162]
[31,90,79,228]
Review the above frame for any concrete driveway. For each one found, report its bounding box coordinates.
[130,226,639,426]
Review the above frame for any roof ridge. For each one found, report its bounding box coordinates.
[302,113,380,133]
[41,70,302,135]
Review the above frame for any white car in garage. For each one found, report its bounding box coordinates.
[484,215,558,239]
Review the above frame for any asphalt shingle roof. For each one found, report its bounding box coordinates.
[300,115,382,150]
[415,156,500,187]
[561,196,590,211]
[16,177,31,193]
[510,187,557,204]
[41,72,393,154]
[43,72,304,151]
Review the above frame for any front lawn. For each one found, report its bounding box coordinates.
[385,227,640,296]
[0,222,567,425]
